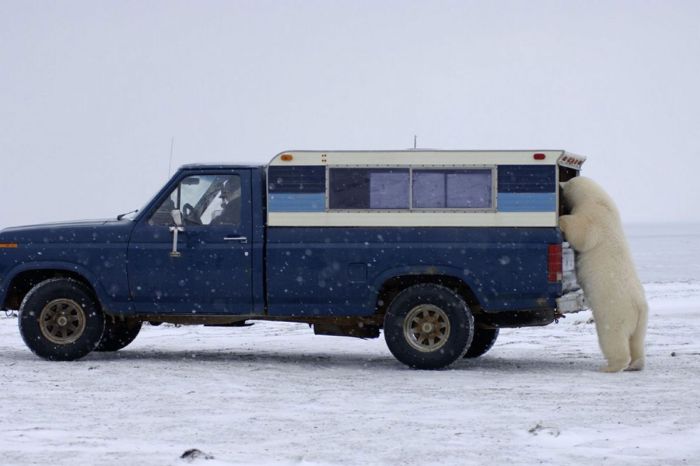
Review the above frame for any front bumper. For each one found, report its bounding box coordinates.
[556,289,587,314]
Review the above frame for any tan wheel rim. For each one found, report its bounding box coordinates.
[403,304,451,352]
[39,299,87,345]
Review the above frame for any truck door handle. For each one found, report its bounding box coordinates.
[224,236,248,243]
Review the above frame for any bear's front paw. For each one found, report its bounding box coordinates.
[559,215,570,233]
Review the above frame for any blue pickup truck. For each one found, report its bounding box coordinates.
[0,150,586,369]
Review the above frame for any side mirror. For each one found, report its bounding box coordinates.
[171,209,184,228]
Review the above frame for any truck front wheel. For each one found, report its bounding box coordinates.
[384,284,474,369]
[18,278,105,361]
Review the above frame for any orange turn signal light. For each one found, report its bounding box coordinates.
[0,243,18,248]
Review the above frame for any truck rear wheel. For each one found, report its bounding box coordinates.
[95,317,142,352]
[384,284,474,369]
[18,278,105,361]
[463,326,499,358]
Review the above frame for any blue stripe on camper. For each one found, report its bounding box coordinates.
[498,165,555,193]
[498,193,556,212]
[269,193,326,212]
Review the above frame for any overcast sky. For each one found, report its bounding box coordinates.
[1,0,699,229]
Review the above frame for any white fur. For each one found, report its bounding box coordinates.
[559,177,648,372]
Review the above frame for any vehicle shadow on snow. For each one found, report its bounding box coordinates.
[3,344,598,372]
[86,348,400,370]
[78,348,598,373]
[3,346,596,372]
[462,355,598,373]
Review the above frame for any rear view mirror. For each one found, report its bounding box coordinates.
[171,209,183,227]
[181,177,200,186]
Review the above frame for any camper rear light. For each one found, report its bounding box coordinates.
[548,244,562,282]
[533,153,546,160]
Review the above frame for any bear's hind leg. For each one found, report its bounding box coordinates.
[626,323,646,372]
[597,329,632,373]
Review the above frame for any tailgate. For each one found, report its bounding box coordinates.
[562,242,578,292]
[558,241,587,313]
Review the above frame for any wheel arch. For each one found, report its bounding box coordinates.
[372,267,482,320]
[2,263,105,312]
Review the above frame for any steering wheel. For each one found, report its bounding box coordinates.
[181,203,201,225]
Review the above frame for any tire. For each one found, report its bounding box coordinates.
[383,284,474,369]
[463,326,499,358]
[18,278,105,361]
[95,316,142,352]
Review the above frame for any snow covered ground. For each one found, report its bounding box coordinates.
[1,224,699,465]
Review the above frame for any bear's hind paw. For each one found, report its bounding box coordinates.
[599,364,627,373]
[625,359,645,371]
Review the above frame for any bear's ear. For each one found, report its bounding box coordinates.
[559,181,568,190]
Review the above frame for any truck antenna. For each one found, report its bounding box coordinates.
[413,135,417,149]
[168,137,175,178]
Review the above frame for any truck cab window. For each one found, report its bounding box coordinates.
[149,174,241,226]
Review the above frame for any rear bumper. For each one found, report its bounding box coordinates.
[557,289,587,314]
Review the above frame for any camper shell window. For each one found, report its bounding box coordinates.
[329,168,410,210]
[328,166,495,211]
[413,169,493,209]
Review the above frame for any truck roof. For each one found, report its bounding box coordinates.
[178,150,586,170]
[179,163,264,170]
[269,150,585,168]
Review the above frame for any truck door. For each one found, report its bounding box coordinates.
[127,169,253,314]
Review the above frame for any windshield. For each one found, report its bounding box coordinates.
[117,182,172,221]
[149,174,241,226]
[117,209,140,221]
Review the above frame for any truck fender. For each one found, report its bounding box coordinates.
[368,264,482,310]
[1,261,117,312]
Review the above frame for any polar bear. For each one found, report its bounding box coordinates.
[559,176,648,372]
